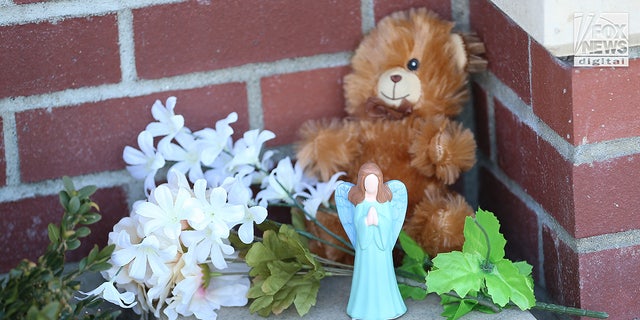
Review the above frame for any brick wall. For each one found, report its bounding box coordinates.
[1,0,638,318]
[0,0,450,271]
[470,1,640,319]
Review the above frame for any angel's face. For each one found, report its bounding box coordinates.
[364,174,379,196]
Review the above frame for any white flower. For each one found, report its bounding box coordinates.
[207,274,251,308]
[111,233,177,281]
[164,262,250,320]
[164,169,192,195]
[181,226,234,269]
[160,133,206,183]
[77,280,137,308]
[195,112,238,166]
[108,216,141,248]
[135,185,203,239]
[220,175,254,206]
[236,205,268,244]
[255,157,305,207]
[164,257,215,320]
[146,253,185,317]
[226,129,275,172]
[123,130,165,195]
[193,179,245,229]
[180,180,243,268]
[146,97,185,147]
[298,171,345,219]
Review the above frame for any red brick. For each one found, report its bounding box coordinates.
[478,168,540,281]
[262,67,350,145]
[578,245,640,319]
[16,84,248,182]
[0,15,120,98]
[0,118,5,186]
[530,39,574,144]
[542,226,581,308]
[374,0,451,21]
[494,98,575,235]
[572,58,640,144]
[12,0,41,4]
[469,0,531,104]
[573,155,640,238]
[472,82,491,157]
[133,1,362,79]
[0,187,129,273]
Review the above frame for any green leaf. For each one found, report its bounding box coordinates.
[67,196,80,214]
[399,230,426,261]
[80,213,101,225]
[462,208,506,263]
[245,242,277,276]
[426,251,483,298]
[270,284,296,315]
[96,244,115,261]
[484,260,535,309]
[513,261,533,276]
[247,278,267,299]
[76,185,97,199]
[75,226,91,238]
[76,202,92,215]
[261,261,300,295]
[441,296,478,320]
[62,176,75,193]
[47,224,59,244]
[88,262,112,272]
[86,245,99,263]
[293,279,319,316]
[398,283,427,300]
[78,257,88,272]
[58,191,70,208]
[249,295,274,316]
[66,238,81,251]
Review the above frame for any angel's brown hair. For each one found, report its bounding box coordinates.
[348,162,393,204]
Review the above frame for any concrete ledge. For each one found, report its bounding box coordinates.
[218,276,535,320]
[79,270,535,319]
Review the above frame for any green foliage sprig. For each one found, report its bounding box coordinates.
[426,208,535,318]
[0,177,117,320]
[397,208,608,320]
[245,224,326,317]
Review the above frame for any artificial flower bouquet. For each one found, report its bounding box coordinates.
[82,97,346,319]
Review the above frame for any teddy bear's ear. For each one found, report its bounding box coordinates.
[453,33,488,73]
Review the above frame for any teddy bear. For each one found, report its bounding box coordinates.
[295,8,486,263]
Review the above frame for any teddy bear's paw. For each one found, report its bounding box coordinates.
[404,191,474,257]
[429,121,477,185]
[461,33,488,73]
[296,119,359,181]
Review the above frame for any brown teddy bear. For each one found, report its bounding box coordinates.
[296,8,486,263]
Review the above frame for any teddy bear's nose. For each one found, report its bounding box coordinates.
[390,74,402,83]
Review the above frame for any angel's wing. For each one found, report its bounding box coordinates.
[386,180,408,239]
[335,181,356,247]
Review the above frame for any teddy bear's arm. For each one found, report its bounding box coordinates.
[410,118,476,185]
[430,119,476,184]
[296,119,362,181]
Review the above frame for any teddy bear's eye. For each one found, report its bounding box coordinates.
[407,58,420,71]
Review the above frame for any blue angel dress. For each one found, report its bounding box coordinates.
[336,181,407,320]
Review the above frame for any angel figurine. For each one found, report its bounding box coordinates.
[335,162,407,319]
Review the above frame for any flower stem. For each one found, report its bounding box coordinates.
[268,219,355,256]
[532,302,608,319]
[473,218,494,272]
